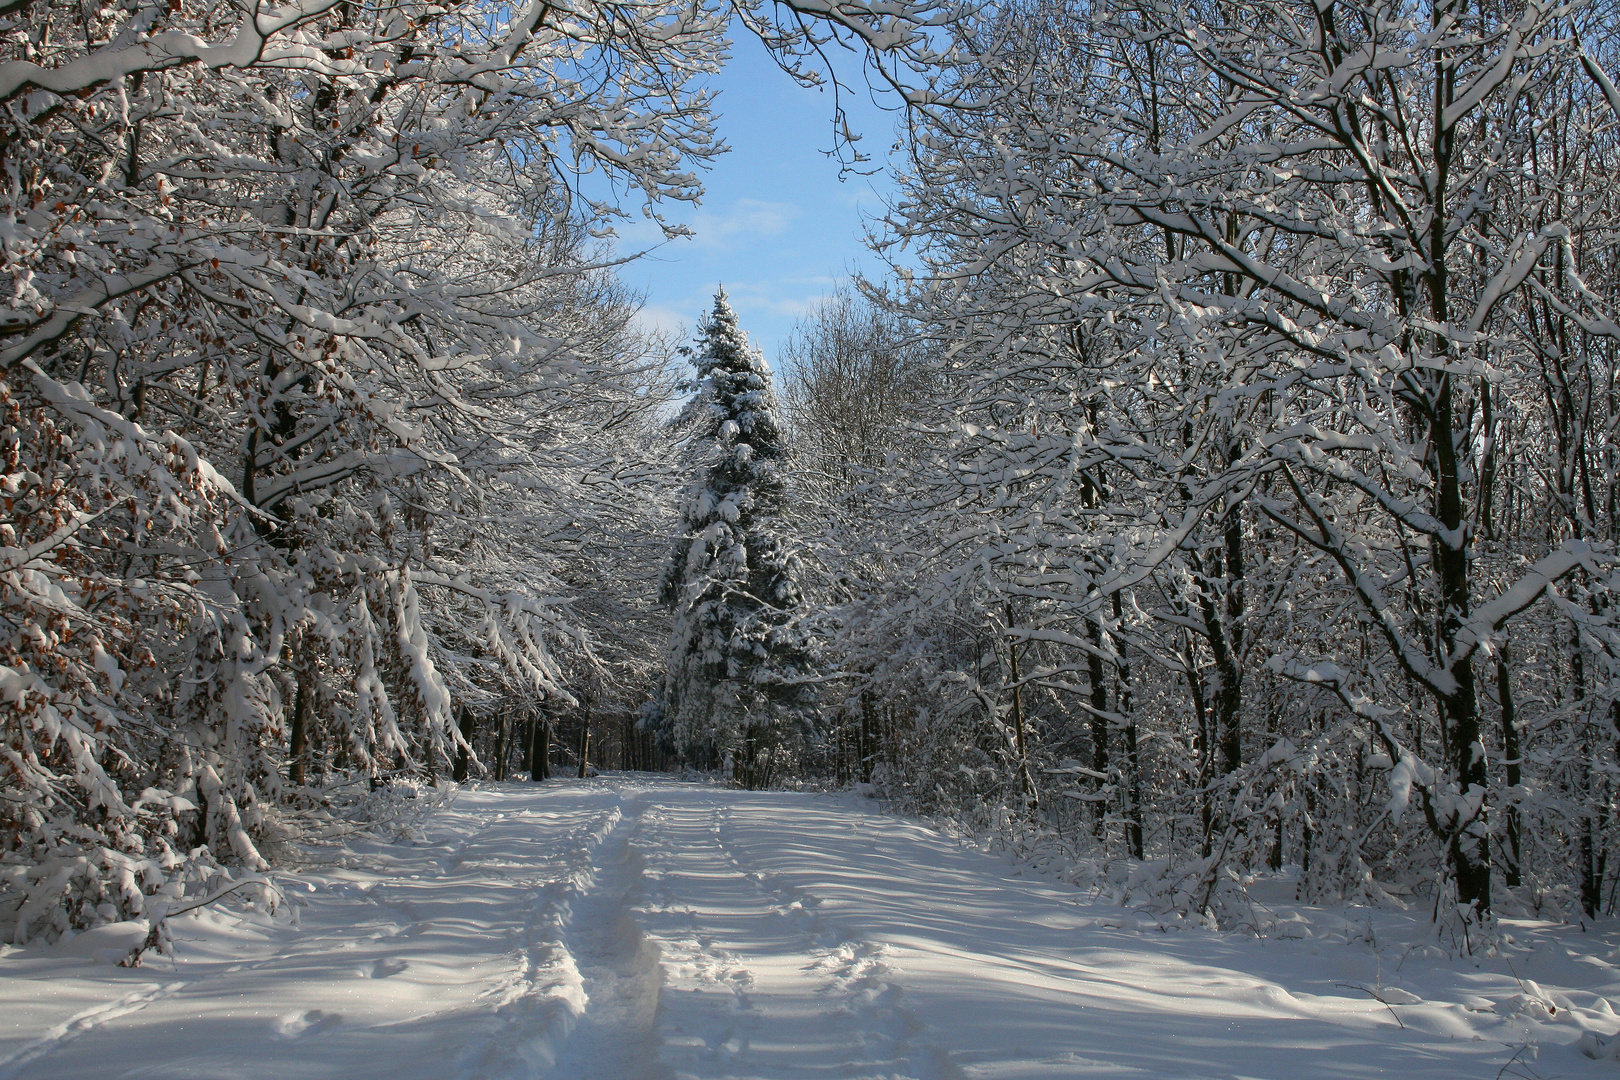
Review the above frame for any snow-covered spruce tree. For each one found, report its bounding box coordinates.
[662,291,808,788]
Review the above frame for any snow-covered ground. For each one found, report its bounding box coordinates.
[3,776,1619,1079]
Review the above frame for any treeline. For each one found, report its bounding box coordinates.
[9,0,1620,946]
[775,0,1620,934]
[0,0,949,941]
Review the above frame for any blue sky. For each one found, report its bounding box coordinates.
[611,28,907,367]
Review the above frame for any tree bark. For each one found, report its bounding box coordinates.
[1497,645,1522,889]
[529,715,550,781]
[1005,602,1033,804]
[577,695,591,780]
[493,708,510,782]
[1113,592,1143,861]
[1086,618,1109,837]
[1431,374,1490,917]
[452,704,476,783]
[288,669,311,789]
[1426,15,1490,920]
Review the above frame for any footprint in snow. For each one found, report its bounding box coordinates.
[372,957,409,977]
[274,1009,342,1037]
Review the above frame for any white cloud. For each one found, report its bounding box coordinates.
[780,272,842,289]
[711,281,842,340]
[763,292,834,319]
[608,215,696,259]
[686,198,802,249]
[633,304,696,344]
[607,197,804,263]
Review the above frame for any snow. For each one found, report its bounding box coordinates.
[4,776,1620,1079]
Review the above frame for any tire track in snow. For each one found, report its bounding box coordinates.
[547,790,668,1080]
[0,786,647,1080]
[452,787,667,1080]
[636,801,762,1072]
[451,797,627,1080]
[634,794,961,1080]
[711,804,966,1080]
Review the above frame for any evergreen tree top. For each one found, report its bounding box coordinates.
[692,288,783,464]
[697,289,769,374]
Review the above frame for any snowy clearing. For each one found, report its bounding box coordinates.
[3,777,1619,1080]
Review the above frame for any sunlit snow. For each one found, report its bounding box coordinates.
[3,777,1616,1079]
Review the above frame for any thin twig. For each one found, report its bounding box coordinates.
[1337,982,1406,1029]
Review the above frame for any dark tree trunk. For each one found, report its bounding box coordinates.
[1422,56,1489,916]
[577,695,591,780]
[1427,369,1489,918]
[1571,630,1607,918]
[288,669,311,788]
[493,709,510,782]
[1113,593,1143,861]
[861,691,877,783]
[530,715,550,781]
[1188,653,1212,858]
[452,704,476,783]
[1086,619,1109,837]
[1266,685,1283,871]
[1301,783,1316,877]
[1219,500,1245,776]
[1192,546,1243,782]
[1005,602,1033,804]
[1479,376,1498,540]
[1497,646,1522,889]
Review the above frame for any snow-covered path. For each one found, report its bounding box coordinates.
[3,778,1619,1079]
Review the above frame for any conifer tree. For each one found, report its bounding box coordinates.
[662,291,806,787]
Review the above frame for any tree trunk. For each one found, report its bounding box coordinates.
[1086,618,1109,837]
[577,695,591,780]
[861,691,877,783]
[1302,783,1316,877]
[452,704,475,783]
[1570,629,1607,919]
[288,669,311,788]
[1113,593,1143,861]
[1192,539,1244,783]
[1005,602,1033,804]
[1497,646,1522,889]
[1266,685,1283,871]
[530,715,550,781]
[1431,372,1490,918]
[493,708,510,782]
[1188,652,1213,858]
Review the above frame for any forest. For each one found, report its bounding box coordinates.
[4,0,1620,951]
